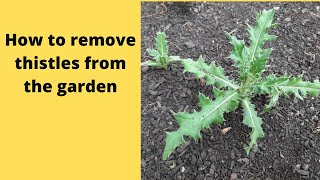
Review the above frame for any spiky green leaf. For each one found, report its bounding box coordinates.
[198,93,212,107]
[213,88,224,97]
[248,9,276,62]
[227,34,249,81]
[250,48,273,77]
[242,98,264,154]
[226,9,276,82]
[146,48,160,59]
[228,35,247,67]
[169,56,181,62]
[182,56,239,89]
[156,32,168,59]
[163,91,240,160]
[145,32,174,69]
[264,87,280,112]
[145,60,162,67]
[247,9,276,78]
[254,75,320,110]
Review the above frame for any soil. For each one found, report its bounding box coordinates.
[141,2,320,180]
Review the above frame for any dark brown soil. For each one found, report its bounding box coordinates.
[141,2,320,180]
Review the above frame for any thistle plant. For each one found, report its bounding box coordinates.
[163,9,320,160]
[146,32,180,69]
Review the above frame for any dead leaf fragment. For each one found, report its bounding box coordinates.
[200,78,206,87]
[156,101,162,108]
[221,127,232,134]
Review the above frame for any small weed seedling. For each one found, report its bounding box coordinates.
[163,9,320,160]
[146,32,180,69]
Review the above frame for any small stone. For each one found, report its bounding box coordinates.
[317,6,320,11]
[309,106,315,113]
[302,164,309,171]
[296,164,301,169]
[310,140,315,147]
[200,150,207,159]
[230,173,238,180]
[302,8,307,13]
[142,65,149,72]
[252,144,259,153]
[178,105,184,112]
[302,19,310,25]
[198,165,207,171]
[204,161,211,166]
[191,155,197,165]
[187,89,192,96]
[180,92,187,97]
[209,155,216,162]
[284,17,291,22]
[296,169,309,176]
[270,109,277,115]
[237,158,249,163]
[149,90,158,96]
[265,124,271,130]
[142,159,147,168]
[230,149,236,160]
[185,41,196,48]
[230,160,235,169]
[274,6,280,10]
[249,152,255,160]
[288,111,294,117]
[180,166,185,173]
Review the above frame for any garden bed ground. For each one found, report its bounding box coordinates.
[141,2,320,180]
